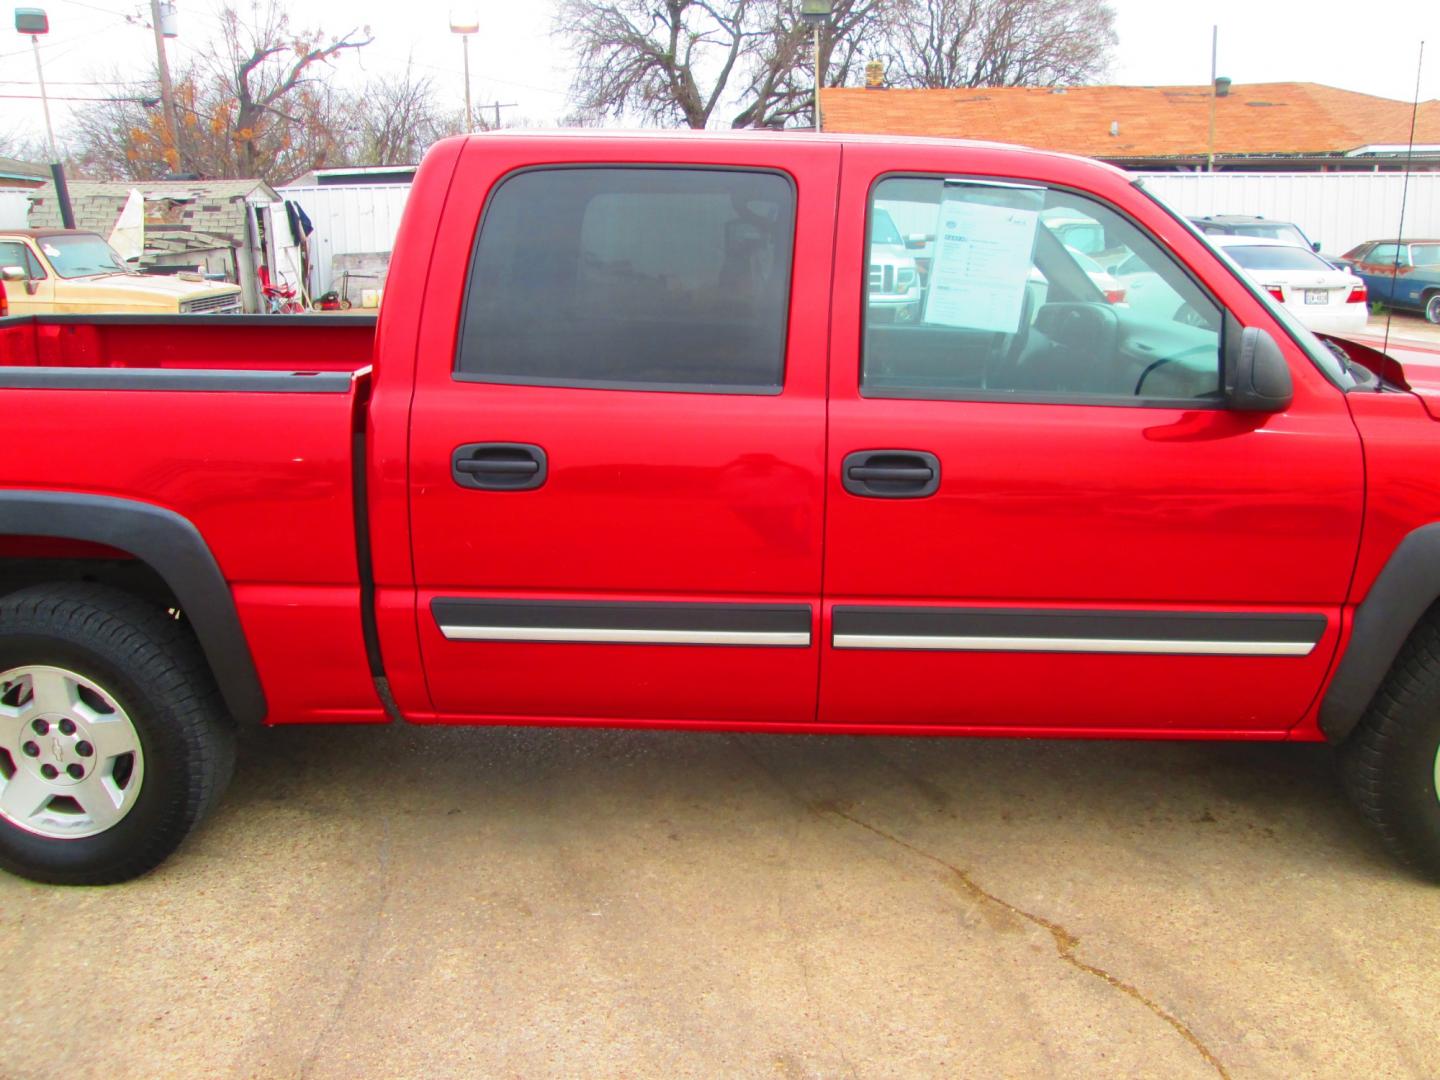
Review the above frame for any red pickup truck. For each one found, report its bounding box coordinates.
[3,131,1440,885]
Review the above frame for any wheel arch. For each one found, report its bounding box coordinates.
[1320,522,1440,741]
[0,491,265,725]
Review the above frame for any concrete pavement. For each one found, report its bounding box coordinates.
[2,725,1438,1079]
[1363,310,1440,349]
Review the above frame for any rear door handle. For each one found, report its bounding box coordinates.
[842,450,940,498]
[452,443,548,491]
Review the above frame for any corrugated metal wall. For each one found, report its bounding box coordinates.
[278,184,412,296]
[1134,172,1440,256]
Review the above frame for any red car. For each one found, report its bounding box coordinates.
[1,132,1439,884]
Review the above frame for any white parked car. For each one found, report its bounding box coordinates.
[867,208,922,322]
[1210,236,1368,335]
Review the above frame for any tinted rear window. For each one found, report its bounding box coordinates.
[457,167,795,393]
[1225,245,1331,271]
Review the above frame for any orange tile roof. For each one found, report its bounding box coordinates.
[820,82,1440,159]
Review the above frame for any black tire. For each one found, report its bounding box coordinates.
[0,584,235,884]
[1337,608,1440,880]
[1425,291,1440,326]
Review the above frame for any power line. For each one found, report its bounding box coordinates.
[0,79,151,86]
[356,50,569,99]
[0,93,157,102]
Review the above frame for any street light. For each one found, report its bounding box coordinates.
[799,0,831,134]
[14,7,57,160]
[450,7,479,134]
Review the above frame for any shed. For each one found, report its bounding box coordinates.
[26,178,289,312]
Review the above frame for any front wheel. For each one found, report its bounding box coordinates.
[1425,292,1440,325]
[0,584,235,884]
[1337,608,1440,880]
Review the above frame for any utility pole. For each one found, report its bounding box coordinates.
[13,8,57,159]
[812,23,822,132]
[148,0,182,167]
[491,100,518,130]
[800,1,832,133]
[28,33,57,160]
[1206,25,1217,172]
[450,12,480,133]
[462,32,473,132]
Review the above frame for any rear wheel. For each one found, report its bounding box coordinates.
[0,584,235,884]
[1425,291,1440,325]
[1337,609,1440,880]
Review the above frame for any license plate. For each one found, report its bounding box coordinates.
[1305,289,1329,305]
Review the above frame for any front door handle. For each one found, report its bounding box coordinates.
[452,443,548,491]
[842,450,941,498]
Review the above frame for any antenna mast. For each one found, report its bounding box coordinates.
[1383,41,1425,357]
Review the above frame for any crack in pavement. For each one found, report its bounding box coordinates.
[822,804,1231,1080]
[298,814,394,1079]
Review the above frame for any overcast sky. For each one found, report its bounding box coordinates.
[2,0,1435,151]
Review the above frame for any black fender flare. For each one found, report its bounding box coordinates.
[0,491,266,725]
[1320,523,1440,741]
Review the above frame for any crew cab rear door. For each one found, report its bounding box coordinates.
[819,145,1364,735]
[407,138,838,725]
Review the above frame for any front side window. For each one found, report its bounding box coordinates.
[457,167,795,393]
[0,242,30,279]
[1367,244,1406,267]
[863,177,1223,404]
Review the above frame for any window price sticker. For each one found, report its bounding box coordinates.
[923,185,1043,334]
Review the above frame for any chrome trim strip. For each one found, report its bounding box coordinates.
[0,367,354,393]
[439,625,811,646]
[832,634,1316,656]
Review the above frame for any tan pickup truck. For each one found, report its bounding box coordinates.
[0,229,243,315]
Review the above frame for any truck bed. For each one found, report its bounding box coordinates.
[0,313,376,371]
[0,311,386,727]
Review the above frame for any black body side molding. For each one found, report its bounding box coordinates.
[1320,523,1440,741]
[0,491,266,725]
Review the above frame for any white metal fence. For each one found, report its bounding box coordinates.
[278,183,412,297]
[1133,172,1440,256]
[281,171,1440,294]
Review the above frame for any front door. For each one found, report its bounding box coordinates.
[819,146,1364,735]
[409,142,839,726]
[0,240,54,314]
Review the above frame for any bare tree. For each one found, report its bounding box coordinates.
[557,0,767,128]
[557,0,1116,130]
[200,2,372,177]
[733,0,889,128]
[882,0,1116,89]
[0,129,46,162]
[348,66,467,166]
[67,2,371,183]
